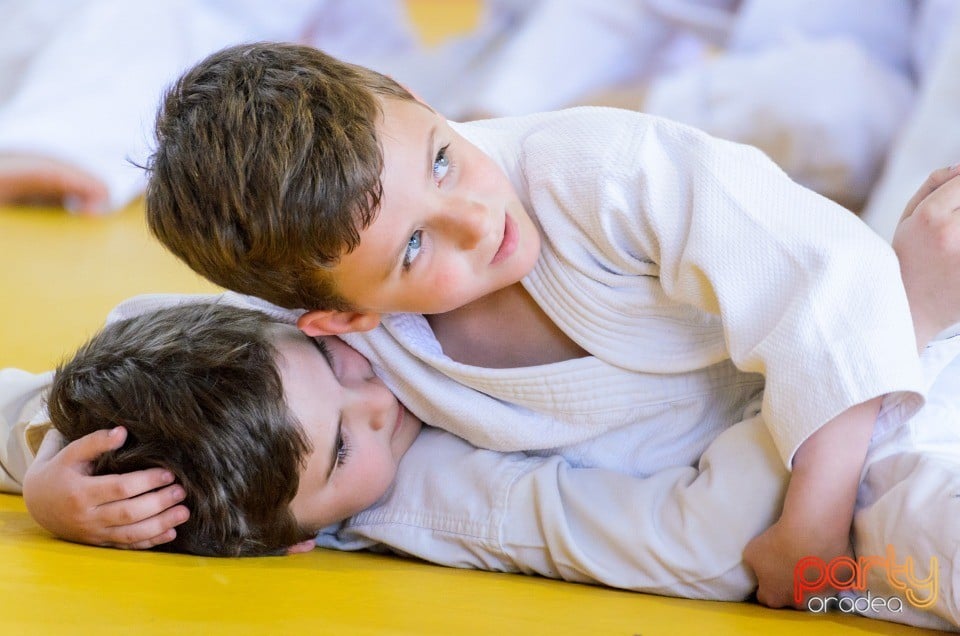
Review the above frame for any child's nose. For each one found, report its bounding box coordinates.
[346,380,394,431]
[438,197,489,249]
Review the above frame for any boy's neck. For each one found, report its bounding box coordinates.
[427,283,587,368]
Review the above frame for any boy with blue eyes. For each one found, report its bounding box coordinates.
[144,42,950,607]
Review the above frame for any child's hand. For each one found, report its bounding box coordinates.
[0,152,109,214]
[893,164,960,348]
[744,518,851,609]
[744,396,876,609]
[22,427,189,549]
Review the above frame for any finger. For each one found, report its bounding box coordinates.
[88,468,179,507]
[100,503,190,548]
[2,163,109,212]
[757,588,788,609]
[757,587,771,607]
[901,165,960,222]
[32,428,67,463]
[64,192,110,216]
[119,528,179,551]
[915,171,960,218]
[58,427,127,466]
[96,483,185,525]
[45,167,109,213]
[0,170,70,202]
[286,539,316,555]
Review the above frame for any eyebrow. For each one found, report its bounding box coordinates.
[309,337,341,484]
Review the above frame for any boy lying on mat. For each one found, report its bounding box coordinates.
[3,261,960,632]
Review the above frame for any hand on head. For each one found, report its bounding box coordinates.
[0,152,109,214]
[22,427,189,549]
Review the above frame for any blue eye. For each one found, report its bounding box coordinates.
[402,230,422,269]
[433,145,450,182]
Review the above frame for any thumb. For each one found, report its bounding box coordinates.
[59,426,128,464]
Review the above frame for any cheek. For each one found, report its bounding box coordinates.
[423,265,476,311]
[518,220,541,269]
[354,457,397,509]
[471,163,506,196]
[469,152,516,199]
[431,268,461,294]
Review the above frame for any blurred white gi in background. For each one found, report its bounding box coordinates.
[0,0,955,215]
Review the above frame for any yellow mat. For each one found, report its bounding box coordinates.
[0,2,940,632]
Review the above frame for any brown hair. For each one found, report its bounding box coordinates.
[48,303,313,557]
[145,42,417,310]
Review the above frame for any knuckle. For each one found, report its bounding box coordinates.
[112,529,137,546]
[915,207,944,234]
[114,507,136,525]
[65,489,87,512]
[111,481,135,500]
[933,220,960,249]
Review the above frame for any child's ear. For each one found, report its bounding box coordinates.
[297,309,381,336]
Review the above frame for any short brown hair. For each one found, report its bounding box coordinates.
[47,303,313,557]
[146,42,417,310]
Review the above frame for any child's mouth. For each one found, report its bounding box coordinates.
[490,213,518,265]
[390,406,405,441]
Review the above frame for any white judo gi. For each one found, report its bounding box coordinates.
[340,107,922,470]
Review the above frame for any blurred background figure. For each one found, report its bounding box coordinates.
[638,0,957,212]
[422,0,737,121]
[0,0,519,213]
[445,0,957,214]
[0,0,956,219]
[859,2,960,241]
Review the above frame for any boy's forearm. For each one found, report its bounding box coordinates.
[780,397,881,544]
[745,397,882,607]
[908,299,941,354]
